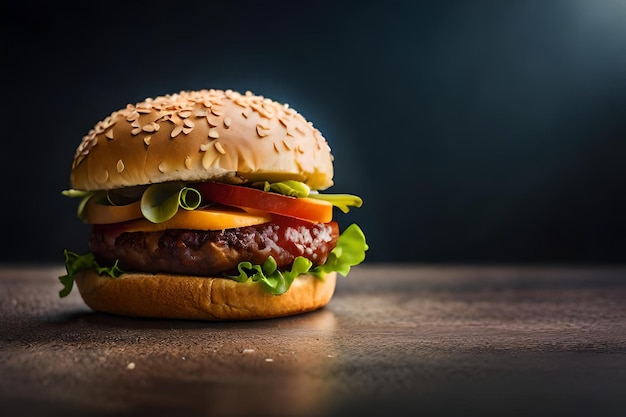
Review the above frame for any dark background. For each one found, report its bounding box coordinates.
[2,0,625,265]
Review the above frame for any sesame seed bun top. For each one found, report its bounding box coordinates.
[70,89,334,191]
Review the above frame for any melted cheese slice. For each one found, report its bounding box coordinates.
[119,206,272,233]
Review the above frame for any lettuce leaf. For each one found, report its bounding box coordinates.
[251,180,363,213]
[141,182,202,223]
[228,223,368,295]
[307,193,363,214]
[251,180,310,197]
[230,256,313,295]
[312,223,368,276]
[268,180,310,198]
[59,250,123,297]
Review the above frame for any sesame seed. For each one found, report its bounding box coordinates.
[105,129,114,140]
[184,119,195,128]
[142,124,155,133]
[131,127,142,136]
[116,159,125,173]
[178,110,192,119]
[182,126,193,135]
[223,117,232,128]
[256,124,270,137]
[207,116,219,127]
[200,143,211,151]
[214,141,226,154]
[185,156,192,169]
[144,136,152,145]
[171,124,183,138]
[208,128,220,139]
[202,151,217,169]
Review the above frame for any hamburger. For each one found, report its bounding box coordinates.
[60,89,367,320]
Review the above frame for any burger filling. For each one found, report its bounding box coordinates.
[61,180,367,296]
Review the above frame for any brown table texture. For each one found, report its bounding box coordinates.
[1,264,625,417]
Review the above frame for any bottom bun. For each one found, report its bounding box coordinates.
[74,270,337,320]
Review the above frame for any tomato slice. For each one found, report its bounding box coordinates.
[195,181,333,223]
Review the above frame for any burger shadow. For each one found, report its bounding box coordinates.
[3,307,336,348]
[58,305,338,331]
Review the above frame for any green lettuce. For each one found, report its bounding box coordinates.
[311,223,368,276]
[230,256,314,295]
[252,180,363,213]
[59,224,367,298]
[141,182,202,223]
[307,193,363,214]
[228,223,368,295]
[252,180,311,198]
[59,250,123,297]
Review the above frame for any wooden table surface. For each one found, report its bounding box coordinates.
[1,264,625,416]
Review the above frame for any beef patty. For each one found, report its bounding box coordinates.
[89,219,339,277]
